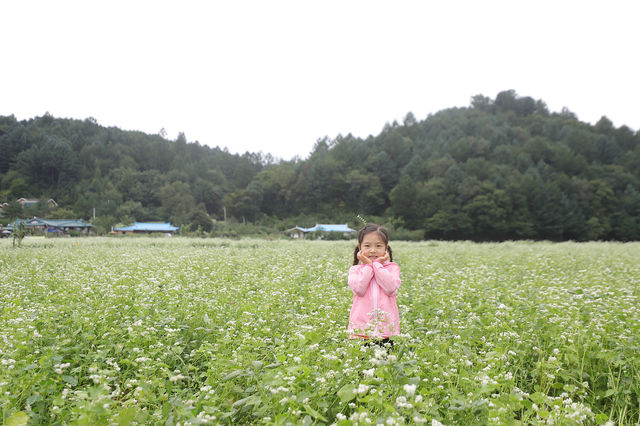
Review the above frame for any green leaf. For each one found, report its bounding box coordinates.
[116,407,138,426]
[63,375,78,386]
[265,362,281,369]
[222,370,245,381]
[232,394,261,409]
[304,404,328,422]
[530,392,544,405]
[26,394,42,405]
[337,384,356,403]
[602,388,616,398]
[232,395,253,409]
[305,331,321,344]
[6,412,29,426]
[595,413,609,424]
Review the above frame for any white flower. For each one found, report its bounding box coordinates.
[413,414,427,424]
[363,368,375,377]
[403,384,417,396]
[357,384,370,394]
[169,374,185,383]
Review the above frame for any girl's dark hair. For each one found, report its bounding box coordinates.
[352,223,393,265]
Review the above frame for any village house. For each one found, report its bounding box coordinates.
[113,222,179,235]
[285,223,356,239]
[6,217,93,236]
[18,198,58,209]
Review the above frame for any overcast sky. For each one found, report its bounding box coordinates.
[2,1,638,161]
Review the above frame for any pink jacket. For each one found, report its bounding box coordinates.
[347,261,401,339]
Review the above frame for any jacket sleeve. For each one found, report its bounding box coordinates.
[372,262,401,296]
[348,264,373,296]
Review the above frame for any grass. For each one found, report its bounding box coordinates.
[1,237,639,424]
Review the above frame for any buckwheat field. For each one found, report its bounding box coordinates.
[1,238,639,425]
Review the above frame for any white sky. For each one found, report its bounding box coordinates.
[2,1,638,161]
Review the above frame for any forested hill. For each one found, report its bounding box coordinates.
[1,90,639,240]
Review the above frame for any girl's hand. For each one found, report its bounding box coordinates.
[357,250,372,264]
[377,251,390,263]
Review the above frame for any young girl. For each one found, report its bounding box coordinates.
[347,224,401,343]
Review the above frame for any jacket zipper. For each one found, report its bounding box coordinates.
[372,276,378,310]
[372,271,379,336]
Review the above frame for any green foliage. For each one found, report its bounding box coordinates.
[187,209,213,233]
[1,90,639,240]
[1,200,23,220]
[1,238,639,423]
[11,221,25,247]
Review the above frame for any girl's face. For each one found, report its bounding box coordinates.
[359,231,387,262]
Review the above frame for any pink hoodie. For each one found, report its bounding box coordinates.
[347,260,401,339]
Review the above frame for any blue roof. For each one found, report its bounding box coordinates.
[298,224,355,233]
[115,222,179,232]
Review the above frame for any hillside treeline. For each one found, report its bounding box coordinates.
[1,90,639,240]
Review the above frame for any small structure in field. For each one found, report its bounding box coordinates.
[285,223,356,239]
[18,198,58,209]
[113,222,179,235]
[6,217,92,235]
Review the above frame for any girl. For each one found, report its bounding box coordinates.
[347,224,401,343]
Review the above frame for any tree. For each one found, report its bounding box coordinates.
[471,94,493,111]
[463,185,509,240]
[403,112,417,127]
[0,124,28,174]
[15,135,78,190]
[1,171,30,200]
[0,89,638,242]
[157,181,196,224]
[495,90,518,113]
[344,169,385,215]
[367,150,397,192]
[188,209,213,233]
[12,221,26,247]
[192,178,223,217]
[231,180,264,222]
[389,175,419,229]
[2,200,23,220]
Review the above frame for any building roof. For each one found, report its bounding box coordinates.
[296,224,356,233]
[7,217,93,229]
[114,222,179,232]
[16,198,58,206]
[41,219,92,228]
